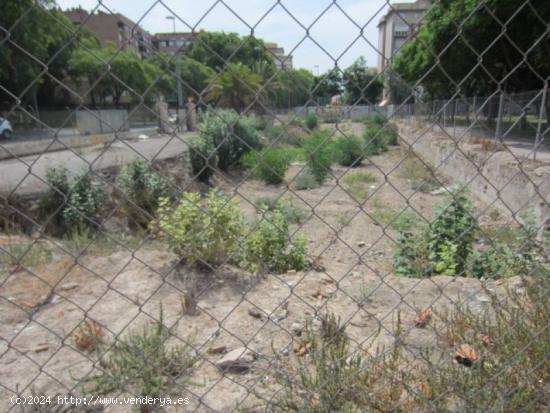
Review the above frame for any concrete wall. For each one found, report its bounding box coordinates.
[397,121,550,235]
[76,110,130,135]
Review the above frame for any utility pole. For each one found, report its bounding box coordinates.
[166,15,183,131]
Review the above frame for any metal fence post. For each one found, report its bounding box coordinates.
[534,84,547,161]
[495,91,505,142]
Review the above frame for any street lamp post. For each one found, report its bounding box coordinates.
[165,15,183,131]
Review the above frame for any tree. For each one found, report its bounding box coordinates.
[206,63,264,111]
[146,54,214,103]
[342,57,383,105]
[270,69,315,108]
[0,1,75,106]
[394,0,550,99]
[313,69,343,103]
[186,31,275,71]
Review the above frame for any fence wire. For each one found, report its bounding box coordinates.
[0,1,549,412]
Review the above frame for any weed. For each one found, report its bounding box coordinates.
[333,135,365,167]
[303,131,333,184]
[254,197,306,224]
[242,148,292,185]
[342,171,376,186]
[86,308,196,409]
[399,157,440,192]
[294,168,320,190]
[304,113,318,130]
[0,239,53,270]
[240,206,307,274]
[116,159,173,228]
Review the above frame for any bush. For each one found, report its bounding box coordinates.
[393,194,477,277]
[189,134,218,183]
[198,109,261,171]
[265,124,305,147]
[333,135,365,167]
[42,167,106,234]
[240,206,307,274]
[116,159,173,228]
[294,168,320,190]
[255,197,306,224]
[363,126,389,155]
[242,148,292,184]
[303,131,333,184]
[157,189,244,267]
[86,308,196,407]
[304,112,318,130]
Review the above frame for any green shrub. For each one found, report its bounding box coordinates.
[294,168,320,190]
[363,126,388,156]
[333,135,365,167]
[242,148,292,185]
[265,124,305,147]
[86,308,196,407]
[42,167,106,234]
[428,194,477,276]
[240,206,307,273]
[157,189,244,267]
[41,166,71,230]
[255,197,306,224]
[303,131,333,184]
[198,109,261,171]
[304,112,318,130]
[116,159,173,228]
[62,172,106,231]
[393,194,477,277]
[189,134,218,183]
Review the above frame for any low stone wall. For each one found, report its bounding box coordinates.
[76,110,130,135]
[397,121,550,234]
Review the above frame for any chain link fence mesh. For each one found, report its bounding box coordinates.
[0,0,549,412]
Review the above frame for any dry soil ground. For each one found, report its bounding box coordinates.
[0,136,522,412]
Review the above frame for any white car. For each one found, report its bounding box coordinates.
[0,117,13,139]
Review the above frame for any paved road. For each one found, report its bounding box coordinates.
[0,134,191,196]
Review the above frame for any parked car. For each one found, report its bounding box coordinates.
[0,117,13,139]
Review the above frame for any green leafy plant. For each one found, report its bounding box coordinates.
[157,189,244,267]
[428,194,477,276]
[42,167,106,234]
[242,148,292,184]
[304,112,318,130]
[240,206,307,274]
[197,109,261,171]
[303,131,333,184]
[333,135,365,167]
[188,134,218,183]
[86,308,196,409]
[116,159,173,228]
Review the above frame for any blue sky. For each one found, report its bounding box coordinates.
[56,0,396,73]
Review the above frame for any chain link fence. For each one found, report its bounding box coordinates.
[1,1,549,412]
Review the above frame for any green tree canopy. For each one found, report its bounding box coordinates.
[0,1,76,106]
[270,68,316,108]
[313,70,343,103]
[206,63,264,111]
[394,0,550,99]
[186,31,275,71]
[342,57,383,105]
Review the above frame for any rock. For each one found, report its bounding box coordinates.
[216,347,256,373]
[291,322,304,335]
[207,345,227,355]
[57,282,79,292]
[476,294,490,303]
[357,241,366,248]
[280,348,289,357]
[248,307,263,319]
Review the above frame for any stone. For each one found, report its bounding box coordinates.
[357,241,366,248]
[291,322,304,335]
[248,307,263,319]
[207,345,227,355]
[216,347,256,373]
[57,282,79,292]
